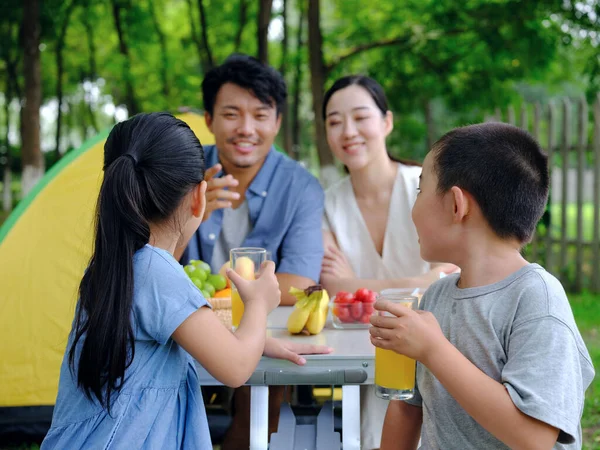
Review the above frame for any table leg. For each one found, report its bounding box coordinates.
[250,385,269,450]
[342,385,361,449]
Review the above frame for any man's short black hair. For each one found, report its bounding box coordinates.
[432,122,549,244]
[202,54,287,116]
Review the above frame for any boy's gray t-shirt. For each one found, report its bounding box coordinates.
[406,264,595,449]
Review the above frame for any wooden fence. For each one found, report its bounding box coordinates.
[491,94,600,293]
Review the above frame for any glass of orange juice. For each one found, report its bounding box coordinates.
[374,292,418,400]
[230,247,267,329]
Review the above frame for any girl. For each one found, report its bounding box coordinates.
[41,113,323,449]
[320,76,456,449]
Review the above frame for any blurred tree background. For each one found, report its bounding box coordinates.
[1,0,600,200]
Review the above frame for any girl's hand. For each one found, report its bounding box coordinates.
[321,245,355,279]
[227,261,281,313]
[369,300,447,364]
[263,337,333,365]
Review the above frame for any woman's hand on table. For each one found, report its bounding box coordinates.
[369,300,447,365]
[321,245,355,279]
[263,337,333,365]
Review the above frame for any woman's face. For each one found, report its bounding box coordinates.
[325,84,392,171]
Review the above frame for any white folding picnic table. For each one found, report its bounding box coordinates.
[195,306,375,449]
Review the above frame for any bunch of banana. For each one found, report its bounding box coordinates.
[286,285,330,335]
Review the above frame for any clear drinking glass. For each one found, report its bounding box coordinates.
[374,292,418,400]
[230,247,267,329]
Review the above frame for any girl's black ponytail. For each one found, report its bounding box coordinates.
[69,113,205,411]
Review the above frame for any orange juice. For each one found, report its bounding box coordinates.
[374,294,418,400]
[231,289,244,328]
[375,347,416,390]
[229,247,267,329]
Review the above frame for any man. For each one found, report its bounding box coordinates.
[177,54,323,305]
[176,54,325,449]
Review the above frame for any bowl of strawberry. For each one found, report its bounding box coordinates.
[330,288,377,329]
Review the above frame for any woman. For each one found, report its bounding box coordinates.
[321,76,456,449]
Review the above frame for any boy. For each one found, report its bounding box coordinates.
[370,123,595,449]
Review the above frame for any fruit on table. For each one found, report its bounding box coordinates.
[332,288,377,324]
[183,259,232,299]
[234,256,256,280]
[287,285,330,335]
[204,282,216,297]
[218,261,232,288]
[191,259,211,273]
[208,274,227,291]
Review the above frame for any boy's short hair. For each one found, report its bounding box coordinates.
[202,53,287,116]
[432,122,549,244]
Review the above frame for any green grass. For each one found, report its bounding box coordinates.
[571,292,600,450]
[550,202,595,241]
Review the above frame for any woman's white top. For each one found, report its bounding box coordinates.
[323,164,430,279]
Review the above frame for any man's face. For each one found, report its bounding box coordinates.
[206,82,281,170]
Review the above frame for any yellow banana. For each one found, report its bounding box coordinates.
[286,304,312,334]
[287,285,330,335]
[306,286,329,334]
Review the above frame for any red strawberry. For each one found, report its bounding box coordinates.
[363,303,375,315]
[354,288,370,303]
[359,313,371,323]
[333,304,351,322]
[362,291,377,304]
[335,291,354,304]
[350,301,363,320]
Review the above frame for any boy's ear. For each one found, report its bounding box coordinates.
[450,186,470,223]
[191,180,207,218]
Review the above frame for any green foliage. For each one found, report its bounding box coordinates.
[2,0,600,165]
[570,292,600,449]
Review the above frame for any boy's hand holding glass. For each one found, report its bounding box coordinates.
[369,300,446,365]
[226,260,281,316]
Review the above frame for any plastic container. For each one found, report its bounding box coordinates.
[329,298,374,329]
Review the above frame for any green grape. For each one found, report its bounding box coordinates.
[207,274,227,291]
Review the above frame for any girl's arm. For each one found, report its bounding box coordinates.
[172,263,280,388]
[380,401,422,450]
[320,231,456,295]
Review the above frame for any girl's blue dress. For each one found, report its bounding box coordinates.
[41,245,213,449]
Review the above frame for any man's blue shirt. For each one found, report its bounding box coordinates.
[181,145,325,282]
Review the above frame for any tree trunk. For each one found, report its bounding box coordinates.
[291,6,304,156]
[82,0,98,133]
[111,0,139,116]
[1,22,20,211]
[257,0,273,64]
[279,0,293,156]
[21,0,44,196]
[3,74,13,212]
[187,0,213,74]
[83,0,97,79]
[234,0,249,52]
[55,0,80,160]
[148,0,170,105]
[197,0,213,69]
[307,0,334,176]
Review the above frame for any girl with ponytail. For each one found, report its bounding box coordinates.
[41,113,323,449]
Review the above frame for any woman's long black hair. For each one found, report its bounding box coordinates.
[69,112,205,411]
[322,75,420,167]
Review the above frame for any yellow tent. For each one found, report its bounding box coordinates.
[0,112,214,413]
